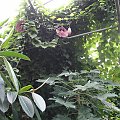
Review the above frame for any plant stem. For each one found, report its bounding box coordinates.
[114,0,120,33]
[67,26,117,39]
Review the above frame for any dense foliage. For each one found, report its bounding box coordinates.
[0,0,120,119]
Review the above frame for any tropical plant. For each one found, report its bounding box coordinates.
[0,19,46,119]
[37,69,120,120]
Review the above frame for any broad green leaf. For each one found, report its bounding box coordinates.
[0,97,9,113]
[97,93,118,101]
[7,91,18,104]
[32,93,46,112]
[0,18,9,27]
[1,27,14,49]
[18,95,34,118]
[102,100,120,112]
[49,98,76,109]
[73,81,102,91]
[3,57,19,91]
[19,85,33,94]
[0,51,30,61]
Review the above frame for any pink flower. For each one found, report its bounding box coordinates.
[56,26,71,38]
[15,20,25,32]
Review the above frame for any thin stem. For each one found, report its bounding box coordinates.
[34,78,50,91]
[44,0,54,5]
[114,0,120,33]
[67,26,117,39]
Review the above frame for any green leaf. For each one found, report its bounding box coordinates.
[32,93,46,112]
[0,18,9,27]
[0,51,30,61]
[77,106,101,120]
[1,27,14,49]
[0,71,13,89]
[7,91,18,104]
[18,95,34,118]
[0,75,5,102]
[19,85,33,94]
[73,81,102,91]
[102,100,120,112]
[0,97,9,113]
[49,98,76,109]
[3,57,19,91]
[33,103,42,120]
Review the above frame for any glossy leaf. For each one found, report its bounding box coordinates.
[18,96,34,118]
[32,93,46,112]
[0,75,5,102]
[7,91,18,104]
[0,51,30,61]
[3,57,19,91]
[0,97,9,113]
[19,85,33,94]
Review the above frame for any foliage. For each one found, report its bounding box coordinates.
[0,20,46,119]
[0,0,120,119]
[37,69,120,119]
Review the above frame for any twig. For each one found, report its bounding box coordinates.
[67,26,117,39]
[33,78,50,92]
[44,0,55,5]
[114,0,120,33]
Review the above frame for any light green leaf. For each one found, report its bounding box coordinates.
[0,51,30,61]
[32,93,46,112]
[1,27,14,49]
[19,85,33,94]
[3,57,19,91]
[0,18,9,27]
[7,91,18,104]
[18,95,34,118]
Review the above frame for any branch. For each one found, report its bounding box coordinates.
[114,0,120,33]
[44,0,54,5]
[67,26,117,39]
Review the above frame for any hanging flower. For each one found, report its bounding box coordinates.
[56,26,71,38]
[15,20,25,32]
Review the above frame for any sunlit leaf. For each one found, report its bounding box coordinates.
[0,51,30,61]
[18,95,34,118]
[3,57,19,91]
[7,91,18,104]
[1,27,14,49]
[32,93,46,112]
[19,85,33,94]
